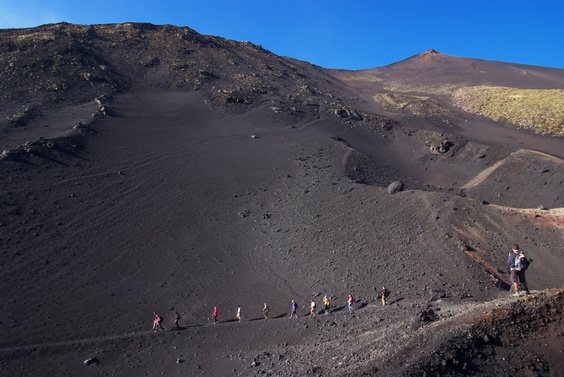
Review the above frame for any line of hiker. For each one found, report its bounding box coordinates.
[152,289,392,331]
[152,243,531,331]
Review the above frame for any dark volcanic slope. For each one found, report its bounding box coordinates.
[0,22,373,149]
[0,24,563,377]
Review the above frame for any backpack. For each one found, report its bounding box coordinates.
[522,255,531,270]
[516,254,531,271]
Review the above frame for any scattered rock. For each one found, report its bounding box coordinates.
[334,108,361,121]
[387,181,404,194]
[83,357,100,366]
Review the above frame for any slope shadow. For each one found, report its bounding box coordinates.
[331,305,346,313]
[223,318,240,323]
[388,297,405,305]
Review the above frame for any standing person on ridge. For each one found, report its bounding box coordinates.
[508,244,531,296]
[511,245,531,296]
[236,306,242,322]
[516,250,531,295]
[507,244,520,295]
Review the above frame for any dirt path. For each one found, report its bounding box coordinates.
[0,293,526,355]
[460,156,509,189]
[460,149,563,189]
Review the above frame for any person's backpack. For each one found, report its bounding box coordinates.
[516,254,531,271]
[522,255,531,270]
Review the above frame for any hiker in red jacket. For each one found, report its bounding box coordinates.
[212,307,218,324]
[348,295,354,315]
[152,311,164,332]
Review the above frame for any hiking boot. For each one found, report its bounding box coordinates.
[513,292,521,297]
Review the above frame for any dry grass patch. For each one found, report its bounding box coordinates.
[383,82,461,95]
[336,71,384,83]
[453,86,564,136]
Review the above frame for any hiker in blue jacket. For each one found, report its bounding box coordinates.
[509,244,530,296]
[508,244,520,295]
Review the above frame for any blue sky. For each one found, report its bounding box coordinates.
[1,0,562,70]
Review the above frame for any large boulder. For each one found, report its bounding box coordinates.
[387,181,404,194]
